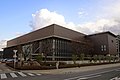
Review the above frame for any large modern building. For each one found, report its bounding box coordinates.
[117,35,120,56]
[3,24,117,61]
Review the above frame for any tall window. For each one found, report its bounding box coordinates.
[101,45,106,51]
[53,39,55,49]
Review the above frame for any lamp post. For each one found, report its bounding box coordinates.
[13,50,17,69]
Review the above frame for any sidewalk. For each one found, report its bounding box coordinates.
[21,63,120,74]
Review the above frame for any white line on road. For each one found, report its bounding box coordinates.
[10,73,18,78]
[64,68,120,80]
[77,77,87,80]
[1,74,7,79]
[27,73,35,76]
[110,77,118,80]
[77,75,101,80]
[18,72,27,77]
[36,74,42,76]
[115,69,120,72]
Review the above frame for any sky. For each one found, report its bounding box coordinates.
[0,0,120,50]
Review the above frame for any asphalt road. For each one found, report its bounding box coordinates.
[1,63,120,80]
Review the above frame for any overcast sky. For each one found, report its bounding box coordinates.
[0,0,120,50]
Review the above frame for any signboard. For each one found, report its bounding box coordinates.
[13,54,17,58]
[13,50,17,54]
[13,50,17,58]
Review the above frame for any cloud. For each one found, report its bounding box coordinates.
[0,32,24,51]
[14,32,24,38]
[78,8,88,18]
[31,9,65,30]
[31,5,120,35]
[78,19,120,34]
[77,0,120,35]
[0,40,7,51]
[31,9,78,31]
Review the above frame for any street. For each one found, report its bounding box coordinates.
[0,63,120,80]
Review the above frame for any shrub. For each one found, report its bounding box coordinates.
[6,61,120,70]
[59,64,79,68]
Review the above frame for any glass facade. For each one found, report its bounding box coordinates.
[21,37,73,61]
[33,37,72,60]
[53,38,72,60]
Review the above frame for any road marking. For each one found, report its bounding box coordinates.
[110,77,120,80]
[110,77,118,80]
[1,74,7,79]
[6,69,10,71]
[77,75,101,80]
[64,68,120,80]
[18,72,27,77]
[10,73,18,78]
[0,72,42,79]
[36,74,42,76]
[27,73,35,76]
[64,74,101,80]
[77,78,87,80]
[115,69,120,72]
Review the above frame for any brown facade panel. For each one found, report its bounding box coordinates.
[7,24,86,47]
[7,24,55,47]
[54,24,86,42]
[108,34,117,54]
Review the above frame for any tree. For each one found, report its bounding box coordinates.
[98,55,103,63]
[106,55,111,63]
[22,44,32,61]
[84,40,94,55]
[87,55,92,63]
[35,53,43,62]
[71,40,87,56]
[93,55,98,63]
[72,54,78,64]
[71,41,81,56]
[79,53,85,63]
[40,39,52,62]
[17,45,24,67]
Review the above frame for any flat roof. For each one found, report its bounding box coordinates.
[86,31,117,37]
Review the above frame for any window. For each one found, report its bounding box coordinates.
[111,40,114,43]
[53,39,55,49]
[104,45,106,51]
[101,48,104,51]
[101,45,106,51]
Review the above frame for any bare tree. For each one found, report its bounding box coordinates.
[71,41,81,56]
[84,39,94,55]
[71,40,88,57]
[40,39,52,62]
[22,44,32,61]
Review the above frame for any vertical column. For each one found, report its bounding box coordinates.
[52,39,55,61]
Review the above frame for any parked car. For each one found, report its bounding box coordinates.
[1,59,7,63]
[7,59,14,62]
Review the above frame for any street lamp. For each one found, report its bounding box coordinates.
[13,50,17,69]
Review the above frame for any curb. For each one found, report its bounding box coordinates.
[21,63,120,74]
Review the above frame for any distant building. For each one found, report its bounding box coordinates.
[3,24,117,61]
[0,51,3,59]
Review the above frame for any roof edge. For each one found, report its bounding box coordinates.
[86,31,117,37]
